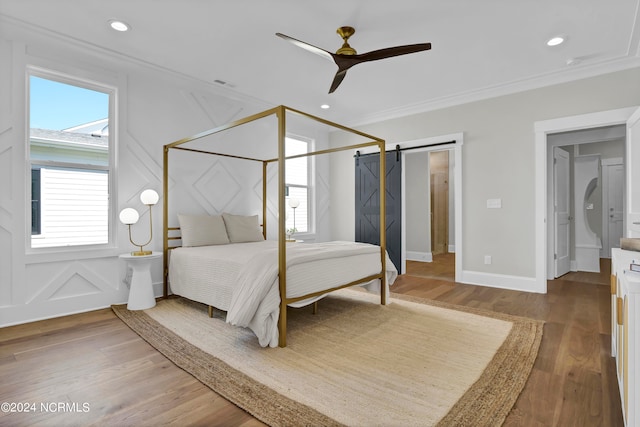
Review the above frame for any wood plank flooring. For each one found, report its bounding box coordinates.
[0,258,623,426]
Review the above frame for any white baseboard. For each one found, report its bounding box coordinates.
[0,281,164,328]
[460,270,544,293]
[406,251,433,262]
[448,245,455,253]
[570,260,578,272]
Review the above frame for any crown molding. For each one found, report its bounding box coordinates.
[349,57,640,127]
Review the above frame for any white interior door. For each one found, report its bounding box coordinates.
[554,146,571,277]
[606,163,624,256]
[627,107,640,237]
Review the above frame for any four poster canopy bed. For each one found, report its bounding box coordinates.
[162,105,396,347]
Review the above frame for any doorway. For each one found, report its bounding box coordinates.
[547,126,626,278]
[352,133,463,280]
[404,148,455,281]
[535,106,639,290]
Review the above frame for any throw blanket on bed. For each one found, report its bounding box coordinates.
[226,241,398,347]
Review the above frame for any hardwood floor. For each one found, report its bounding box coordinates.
[1,259,623,426]
[406,252,456,282]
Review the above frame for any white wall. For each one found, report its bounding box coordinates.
[331,67,640,292]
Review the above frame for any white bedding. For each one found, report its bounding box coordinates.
[169,240,397,347]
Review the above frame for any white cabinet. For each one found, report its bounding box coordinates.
[611,248,640,426]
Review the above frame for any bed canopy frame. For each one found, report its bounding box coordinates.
[163,105,387,347]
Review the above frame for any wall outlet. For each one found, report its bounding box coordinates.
[484,255,492,265]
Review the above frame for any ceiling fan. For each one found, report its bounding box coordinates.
[276,26,431,93]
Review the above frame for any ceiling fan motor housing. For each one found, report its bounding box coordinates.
[336,26,357,55]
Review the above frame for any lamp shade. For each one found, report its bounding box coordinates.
[140,189,159,205]
[288,198,300,208]
[119,208,140,225]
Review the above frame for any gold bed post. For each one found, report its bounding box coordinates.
[262,161,267,239]
[163,145,169,299]
[379,140,387,305]
[277,106,288,347]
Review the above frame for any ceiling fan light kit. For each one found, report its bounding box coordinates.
[276,26,431,93]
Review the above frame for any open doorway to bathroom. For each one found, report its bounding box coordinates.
[548,125,625,278]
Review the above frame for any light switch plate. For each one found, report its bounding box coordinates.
[487,198,502,209]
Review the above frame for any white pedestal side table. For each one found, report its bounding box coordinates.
[119,252,161,310]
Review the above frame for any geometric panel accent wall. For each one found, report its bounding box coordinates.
[28,261,117,303]
[193,160,241,213]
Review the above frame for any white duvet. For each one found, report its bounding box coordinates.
[169,240,397,347]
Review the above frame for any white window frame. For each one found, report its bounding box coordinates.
[285,134,314,236]
[26,66,118,258]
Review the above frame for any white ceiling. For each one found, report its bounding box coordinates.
[1,0,639,125]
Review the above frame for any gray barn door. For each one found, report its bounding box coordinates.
[355,151,402,271]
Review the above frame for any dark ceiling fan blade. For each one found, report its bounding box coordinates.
[276,28,431,94]
[328,69,348,93]
[328,43,431,92]
[275,33,335,62]
[354,43,432,63]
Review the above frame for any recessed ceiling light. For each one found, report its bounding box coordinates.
[546,36,565,47]
[320,104,330,109]
[109,20,130,32]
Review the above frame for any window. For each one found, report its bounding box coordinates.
[29,73,112,249]
[285,136,312,234]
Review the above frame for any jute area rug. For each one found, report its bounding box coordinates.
[112,289,543,427]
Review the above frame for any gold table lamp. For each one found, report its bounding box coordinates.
[119,189,159,256]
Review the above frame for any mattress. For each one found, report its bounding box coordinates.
[169,240,387,307]
[168,240,398,346]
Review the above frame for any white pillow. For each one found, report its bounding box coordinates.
[222,213,264,243]
[178,214,230,247]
